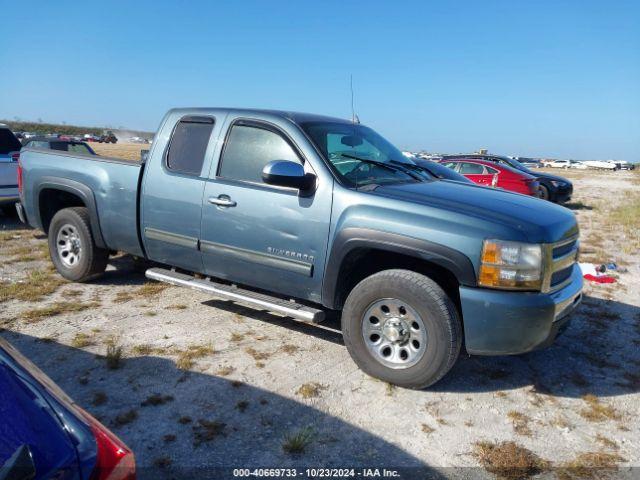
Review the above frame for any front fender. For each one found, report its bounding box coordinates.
[322,227,476,309]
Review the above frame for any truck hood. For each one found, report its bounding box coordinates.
[370,180,578,243]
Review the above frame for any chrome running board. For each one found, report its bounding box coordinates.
[145,267,325,323]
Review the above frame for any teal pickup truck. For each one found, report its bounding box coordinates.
[16,108,583,388]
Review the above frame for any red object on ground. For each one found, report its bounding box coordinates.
[439,158,540,196]
[583,274,616,283]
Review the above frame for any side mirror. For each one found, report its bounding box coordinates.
[262,160,316,192]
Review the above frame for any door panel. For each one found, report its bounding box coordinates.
[200,120,332,303]
[141,115,219,272]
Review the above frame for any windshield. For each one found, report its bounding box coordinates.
[300,121,431,187]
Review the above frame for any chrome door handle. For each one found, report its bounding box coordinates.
[208,195,236,207]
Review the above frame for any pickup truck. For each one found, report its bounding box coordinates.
[16,108,583,388]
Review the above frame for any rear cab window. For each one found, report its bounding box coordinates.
[166,117,215,175]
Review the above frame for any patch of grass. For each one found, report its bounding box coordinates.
[113,409,138,426]
[216,365,235,376]
[280,343,299,355]
[143,311,157,317]
[594,434,619,450]
[0,270,65,303]
[245,347,271,361]
[507,411,532,436]
[608,193,640,251]
[5,242,50,264]
[131,344,165,356]
[105,341,123,370]
[296,382,327,399]
[557,451,627,480]
[579,394,621,422]
[192,419,226,446]
[421,423,435,434]
[113,291,134,303]
[230,332,245,342]
[282,427,314,454]
[71,332,95,348]
[137,282,169,297]
[22,301,100,322]
[473,441,550,480]
[167,304,187,310]
[175,344,214,370]
[91,391,108,406]
[141,393,174,406]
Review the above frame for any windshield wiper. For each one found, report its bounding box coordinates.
[389,160,433,179]
[340,153,422,180]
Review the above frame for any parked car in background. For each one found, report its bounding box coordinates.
[0,337,136,479]
[440,158,539,196]
[583,160,617,170]
[412,158,473,183]
[99,131,118,143]
[441,154,572,203]
[617,161,635,170]
[129,136,149,144]
[22,137,96,155]
[0,124,22,214]
[514,157,542,168]
[569,160,588,170]
[83,134,101,142]
[547,159,570,168]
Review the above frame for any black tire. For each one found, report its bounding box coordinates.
[341,269,461,389]
[538,184,550,201]
[48,207,109,282]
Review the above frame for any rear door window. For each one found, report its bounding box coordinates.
[166,118,215,175]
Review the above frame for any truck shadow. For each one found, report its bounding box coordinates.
[0,331,439,479]
[434,295,640,398]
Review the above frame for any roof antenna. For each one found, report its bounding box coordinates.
[350,75,360,124]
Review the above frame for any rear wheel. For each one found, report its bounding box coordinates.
[48,207,109,282]
[341,269,461,389]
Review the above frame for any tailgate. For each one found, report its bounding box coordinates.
[0,153,18,190]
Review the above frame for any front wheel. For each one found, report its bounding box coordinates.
[48,207,109,282]
[341,269,462,389]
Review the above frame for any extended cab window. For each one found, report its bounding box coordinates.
[166,118,214,175]
[219,124,301,184]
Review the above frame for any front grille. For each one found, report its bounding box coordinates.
[542,235,579,293]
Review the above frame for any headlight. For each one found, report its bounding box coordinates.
[550,180,566,188]
[478,239,542,290]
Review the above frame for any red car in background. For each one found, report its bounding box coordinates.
[440,158,540,196]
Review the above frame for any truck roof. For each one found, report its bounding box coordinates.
[167,107,352,126]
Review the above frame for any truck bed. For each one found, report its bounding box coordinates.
[19,148,145,256]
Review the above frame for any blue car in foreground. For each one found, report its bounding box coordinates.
[0,337,135,480]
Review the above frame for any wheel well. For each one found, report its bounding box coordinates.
[333,248,461,313]
[39,189,85,233]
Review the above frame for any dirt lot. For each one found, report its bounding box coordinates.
[91,141,148,161]
[1,168,638,479]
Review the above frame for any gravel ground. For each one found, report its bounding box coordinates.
[1,169,638,479]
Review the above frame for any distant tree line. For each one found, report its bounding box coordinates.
[1,119,151,137]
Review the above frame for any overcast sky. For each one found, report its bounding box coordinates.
[1,0,638,161]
